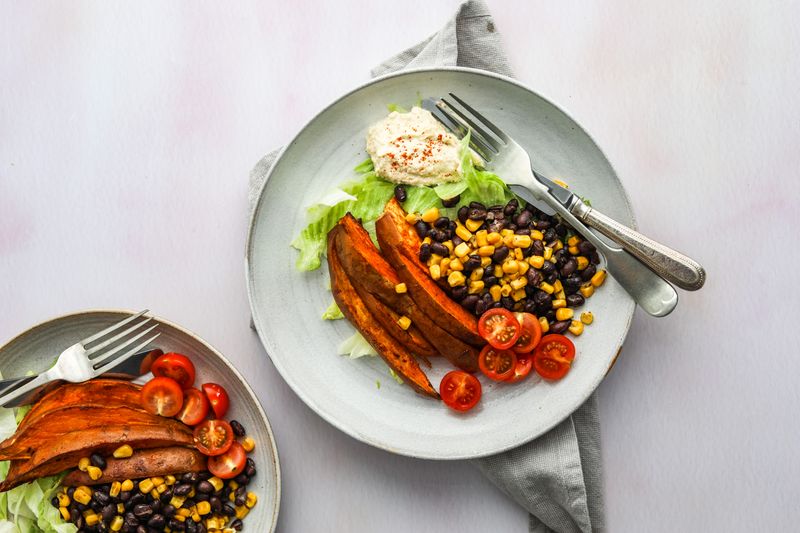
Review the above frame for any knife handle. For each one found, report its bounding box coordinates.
[572,202,706,291]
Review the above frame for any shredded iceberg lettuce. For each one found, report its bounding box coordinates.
[337,331,378,359]
[322,301,343,320]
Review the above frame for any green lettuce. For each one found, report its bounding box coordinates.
[321,301,343,320]
[337,331,377,359]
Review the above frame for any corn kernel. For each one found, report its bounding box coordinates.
[506,272,520,281]
[567,235,580,247]
[138,479,154,494]
[117,503,125,513]
[568,245,580,255]
[57,493,70,507]
[468,281,485,294]
[428,253,442,266]
[502,234,514,247]
[569,320,585,336]
[228,481,239,491]
[421,207,439,223]
[448,271,466,287]
[235,506,250,520]
[208,477,224,492]
[443,240,454,253]
[197,501,212,515]
[469,268,484,281]
[554,240,564,251]
[78,457,90,472]
[554,178,570,188]
[539,316,550,333]
[531,230,544,240]
[177,507,191,517]
[475,230,488,247]
[539,282,554,294]
[511,235,532,248]
[440,258,451,272]
[591,270,607,287]
[85,512,100,526]
[206,517,220,528]
[556,308,574,321]
[449,259,463,271]
[543,247,553,260]
[552,299,567,309]
[486,232,502,244]
[245,492,258,508]
[511,289,526,302]
[174,513,186,522]
[59,506,70,521]
[550,279,562,293]
[429,264,441,280]
[493,264,503,278]
[580,284,595,298]
[397,316,412,330]
[517,260,529,275]
[576,256,589,270]
[528,256,545,269]
[107,481,121,498]
[422,236,432,245]
[150,488,160,499]
[110,515,124,532]
[489,285,502,302]
[157,483,168,494]
[120,479,134,492]
[502,261,519,274]
[149,476,164,487]
[465,218,483,232]
[171,495,187,508]
[84,465,101,480]
[477,245,495,257]
[405,213,419,224]
[555,290,566,300]
[394,283,407,293]
[113,445,133,458]
[500,284,513,297]
[581,311,594,324]
[480,256,492,268]
[514,247,524,261]
[455,225,473,241]
[73,487,92,505]
[192,511,202,523]
[510,277,527,290]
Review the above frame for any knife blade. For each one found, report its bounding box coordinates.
[532,172,580,209]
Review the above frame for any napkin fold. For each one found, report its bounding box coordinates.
[249,2,604,531]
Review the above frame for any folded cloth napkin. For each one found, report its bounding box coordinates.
[249,1,604,531]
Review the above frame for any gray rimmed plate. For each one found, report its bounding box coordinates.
[246,67,635,460]
[0,309,280,531]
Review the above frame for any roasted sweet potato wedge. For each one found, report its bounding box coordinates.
[62,447,206,486]
[376,199,485,347]
[0,421,194,492]
[327,231,439,399]
[334,216,479,372]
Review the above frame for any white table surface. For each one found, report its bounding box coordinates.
[2,1,799,531]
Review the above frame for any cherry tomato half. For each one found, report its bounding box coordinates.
[512,312,542,354]
[141,377,184,417]
[202,383,230,419]
[193,419,234,456]
[176,388,210,426]
[440,371,482,412]
[207,441,247,479]
[478,309,521,350]
[533,334,576,380]
[478,344,517,382]
[151,353,196,389]
[507,354,533,383]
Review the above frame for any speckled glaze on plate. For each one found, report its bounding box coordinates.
[246,67,635,460]
[0,309,280,531]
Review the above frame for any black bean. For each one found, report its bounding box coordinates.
[450,286,468,301]
[507,223,517,231]
[413,220,428,238]
[541,261,555,274]
[229,420,246,437]
[76,502,88,512]
[483,276,499,287]
[545,309,556,321]
[504,199,519,216]
[231,518,244,531]
[194,491,210,501]
[430,242,448,257]
[566,294,585,307]
[546,272,558,284]
[246,458,257,478]
[526,269,543,287]
[490,301,502,309]
[93,490,110,506]
[452,235,464,246]
[147,514,165,529]
[234,473,249,485]
[461,295,479,311]
[467,207,487,220]
[210,495,222,514]
[523,301,537,314]
[578,240,596,255]
[433,217,449,229]
[182,472,200,483]
[550,320,570,334]
[173,483,192,496]
[430,229,448,242]
[457,205,469,223]
[133,503,153,520]
[531,240,544,256]
[101,503,117,522]
[524,202,537,213]
[543,228,556,242]
[501,297,514,310]
[515,227,531,235]
[70,507,80,522]
[197,481,214,494]
[482,292,493,303]
[75,515,85,529]
[581,264,597,281]
[169,518,187,531]
[441,195,460,207]
[67,487,76,498]
[152,499,162,512]
[464,255,482,271]
[418,243,431,263]
[124,513,139,528]
[469,201,485,209]
[223,502,237,517]
[475,299,488,316]
[535,219,551,230]
[186,520,198,533]
[590,251,601,265]
[235,493,247,507]
[162,504,176,517]
[393,185,407,202]
[51,496,59,508]
[564,275,583,291]
[555,224,567,237]
[491,246,509,263]
[160,488,173,503]
[90,453,107,469]
[487,220,505,233]
[448,220,457,231]
[514,211,531,227]
[534,290,552,307]
[561,258,578,277]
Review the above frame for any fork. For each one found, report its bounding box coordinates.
[0,310,160,407]
[424,94,690,317]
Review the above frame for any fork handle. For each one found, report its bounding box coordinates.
[571,202,706,291]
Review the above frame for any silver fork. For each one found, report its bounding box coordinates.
[424,95,691,317]
[0,310,160,407]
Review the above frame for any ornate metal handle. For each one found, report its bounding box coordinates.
[572,202,706,291]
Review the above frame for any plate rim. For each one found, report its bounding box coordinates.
[0,308,282,532]
[245,66,636,459]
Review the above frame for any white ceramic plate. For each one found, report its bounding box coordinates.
[246,67,635,459]
[0,310,281,531]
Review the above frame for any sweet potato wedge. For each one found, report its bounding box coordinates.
[376,198,485,347]
[62,447,206,486]
[334,216,479,372]
[327,232,439,399]
[0,421,194,492]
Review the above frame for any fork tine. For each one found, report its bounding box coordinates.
[84,317,153,358]
[90,324,159,368]
[448,93,510,143]
[440,97,504,152]
[94,333,161,374]
[80,310,149,346]
[423,98,497,162]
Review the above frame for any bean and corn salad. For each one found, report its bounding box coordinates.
[399,188,606,337]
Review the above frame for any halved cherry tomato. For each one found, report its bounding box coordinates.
[208,441,247,479]
[507,354,533,383]
[478,309,521,350]
[512,312,542,354]
[533,334,576,380]
[478,344,517,382]
[440,371,482,412]
[138,349,164,375]
[202,383,230,419]
[141,377,184,417]
[151,353,196,389]
[176,388,210,426]
[193,419,234,456]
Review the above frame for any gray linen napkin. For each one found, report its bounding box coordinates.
[249,2,603,531]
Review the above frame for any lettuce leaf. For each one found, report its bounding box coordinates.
[322,301,343,320]
[337,331,377,359]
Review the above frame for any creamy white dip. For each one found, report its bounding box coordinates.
[366,106,471,186]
